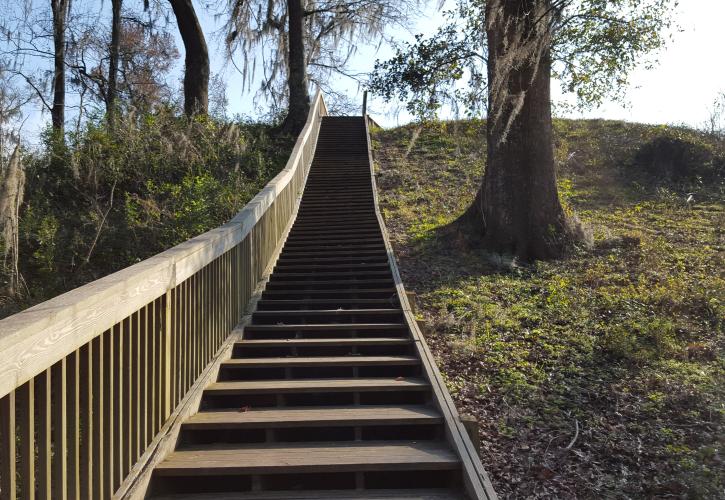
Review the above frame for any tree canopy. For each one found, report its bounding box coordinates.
[369,0,677,118]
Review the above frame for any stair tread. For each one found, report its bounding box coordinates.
[206,377,429,394]
[221,355,419,368]
[253,308,402,316]
[151,488,461,499]
[245,323,406,330]
[237,337,410,347]
[155,441,458,475]
[184,405,442,429]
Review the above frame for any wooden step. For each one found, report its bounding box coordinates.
[271,266,391,276]
[183,405,442,430]
[256,299,398,308]
[221,356,419,368]
[269,270,391,279]
[261,288,397,296]
[154,441,458,476]
[151,488,462,499]
[205,377,429,395]
[252,308,402,317]
[285,233,382,243]
[280,245,386,253]
[276,250,386,258]
[245,323,407,332]
[236,338,411,348]
[263,279,395,289]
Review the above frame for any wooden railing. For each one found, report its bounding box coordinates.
[0,90,327,500]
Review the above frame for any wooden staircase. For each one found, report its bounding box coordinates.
[146,117,495,499]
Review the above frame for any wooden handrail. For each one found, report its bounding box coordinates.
[0,90,327,500]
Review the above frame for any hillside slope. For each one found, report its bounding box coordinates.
[372,120,724,498]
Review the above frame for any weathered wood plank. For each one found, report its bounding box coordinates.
[220,356,418,368]
[52,359,68,500]
[36,369,51,499]
[236,338,410,347]
[0,391,16,500]
[67,352,80,500]
[183,405,442,429]
[206,378,429,395]
[155,442,459,476]
[150,489,461,500]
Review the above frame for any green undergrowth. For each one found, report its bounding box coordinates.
[372,119,724,499]
[1,111,293,319]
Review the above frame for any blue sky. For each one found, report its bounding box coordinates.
[11,0,725,138]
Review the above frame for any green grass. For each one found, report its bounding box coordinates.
[372,119,724,498]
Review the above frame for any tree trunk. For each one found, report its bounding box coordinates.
[107,0,122,125]
[461,0,572,260]
[50,0,70,135]
[280,0,310,135]
[169,0,209,116]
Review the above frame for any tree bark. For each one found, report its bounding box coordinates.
[50,0,70,135]
[280,0,310,135]
[461,0,572,260]
[107,0,122,125]
[169,0,209,116]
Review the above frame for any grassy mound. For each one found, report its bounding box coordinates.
[372,119,724,498]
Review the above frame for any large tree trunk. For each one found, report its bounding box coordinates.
[280,0,310,135]
[461,0,573,260]
[107,0,122,125]
[169,0,209,116]
[50,0,70,135]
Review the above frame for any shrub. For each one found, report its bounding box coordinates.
[2,109,293,318]
[632,128,724,183]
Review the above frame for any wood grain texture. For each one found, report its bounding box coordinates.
[0,392,16,500]
[206,378,429,395]
[236,338,410,347]
[155,442,458,476]
[183,405,442,429]
[220,356,418,368]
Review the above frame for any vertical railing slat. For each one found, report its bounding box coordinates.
[51,359,67,500]
[36,369,51,500]
[79,344,92,500]
[67,352,80,500]
[0,391,17,500]
[163,290,172,420]
[17,379,34,500]
[112,323,122,493]
[122,318,131,478]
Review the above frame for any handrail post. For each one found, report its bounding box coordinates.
[362,90,368,117]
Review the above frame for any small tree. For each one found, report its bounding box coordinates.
[370,0,676,260]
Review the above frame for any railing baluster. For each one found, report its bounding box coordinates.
[112,323,122,491]
[139,306,148,452]
[0,391,16,500]
[122,317,131,477]
[92,334,105,499]
[17,379,34,500]
[36,369,51,500]
[67,352,80,500]
[51,359,67,500]
[103,328,114,499]
[79,344,92,500]
[163,290,172,420]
